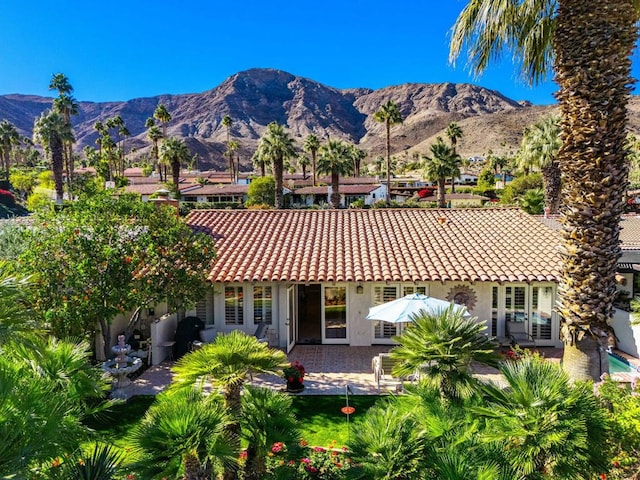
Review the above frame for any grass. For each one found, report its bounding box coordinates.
[86,394,383,450]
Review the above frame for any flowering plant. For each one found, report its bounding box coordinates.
[283,361,305,383]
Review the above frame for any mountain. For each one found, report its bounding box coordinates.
[0,68,562,171]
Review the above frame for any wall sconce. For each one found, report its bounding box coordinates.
[356,282,364,294]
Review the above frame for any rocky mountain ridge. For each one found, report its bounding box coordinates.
[0,68,558,171]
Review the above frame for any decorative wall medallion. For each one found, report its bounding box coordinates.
[446,284,477,311]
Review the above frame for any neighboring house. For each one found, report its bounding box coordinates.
[186,208,563,352]
[180,184,250,204]
[418,193,490,207]
[293,184,385,207]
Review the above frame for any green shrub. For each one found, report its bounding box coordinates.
[501,173,543,204]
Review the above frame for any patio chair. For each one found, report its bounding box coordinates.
[372,353,411,392]
[506,321,536,348]
[253,321,269,343]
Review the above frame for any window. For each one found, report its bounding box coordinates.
[531,286,552,340]
[324,286,347,339]
[403,285,427,296]
[373,286,398,339]
[225,286,244,325]
[491,286,498,336]
[505,286,526,322]
[253,286,272,324]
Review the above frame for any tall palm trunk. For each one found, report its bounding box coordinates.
[2,142,9,179]
[385,122,391,206]
[172,159,181,187]
[330,170,340,208]
[437,177,446,208]
[311,150,317,186]
[244,445,266,480]
[51,136,65,204]
[555,0,637,380]
[541,161,562,214]
[274,155,284,209]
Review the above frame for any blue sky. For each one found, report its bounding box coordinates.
[0,1,636,105]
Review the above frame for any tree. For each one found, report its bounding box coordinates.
[252,145,271,177]
[246,176,275,207]
[450,0,638,380]
[153,103,171,139]
[303,134,321,186]
[390,307,500,401]
[145,118,163,181]
[222,115,236,180]
[297,153,310,180]
[170,331,289,480]
[131,389,235,480]
[347,143,367,178]
[423,137,461,208]
[160,137,190,188]
[445,122,464,193]
[49,74,78,193]
[0,120,19,180]
[317,139,353,208]
[474,355,610,478]
[517,115,562,214]
[33,110,74,204]
[258,122,296,209]
[373,100,403,206]
[20,193,217,358]
[520,188,546,215]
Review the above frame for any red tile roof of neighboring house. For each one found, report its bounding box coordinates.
[294,185,381,195]
[187,208,562,284]
[419,193,490,202]
[182,184,249,195]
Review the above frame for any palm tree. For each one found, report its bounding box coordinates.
[131,389,235,480]
[450,0,638,380]
[317,139,354,208]
[153,103,171,139]
[347,144,367,177]
[373,100,403,206]
[145,118,163,181]
[258,122,296,209]
[520,188,546,215]
[390,307,500,401]
[303,134,321,186]
[241,386,300,480]
[222,115,235,180]
[297,153,310,179]
[49,74,78,192]
[423,137,461,208]
[517,115,562,214]
[170,331,289,480]
[445,122,464,193]
[252,146,270,177]
[0,120,19,180]
[33,110,73,204]
[474,355,610,478]
[160,137,190,188]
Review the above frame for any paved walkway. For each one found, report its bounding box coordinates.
[124,345,637,399]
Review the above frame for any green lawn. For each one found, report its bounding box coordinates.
[86,394,383,450]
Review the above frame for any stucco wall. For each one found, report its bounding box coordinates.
[612,309,640,357]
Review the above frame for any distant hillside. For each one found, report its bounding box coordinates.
[4,67,623,172]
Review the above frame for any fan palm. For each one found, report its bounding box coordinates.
[154,103,172,139]
[445,122,464,193]
[473,355,610,479]
[170,330,288,480]
[517,115,562,213]
[303,133,321,186]
[50,74,78,192]
[241,386,300,480]
[423,137,461,208]
[160,137,190,188]
[450,0,639,381]
[131,388,235,480]
[390,307,500,401]
[252,145,271,177]
[258,122,296,209]
[373,100,403,206]
[222,115,236,180]
[53,443,123,480]
[0,120,19,180]
[33,109,74,204]
[317,139,354,208]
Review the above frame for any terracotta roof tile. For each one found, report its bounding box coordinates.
[187,209,562,284]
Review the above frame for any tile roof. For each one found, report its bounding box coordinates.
[182,184,249,195]
[187,208,562,284]
[536,215,640,251]
[294,185,381,195]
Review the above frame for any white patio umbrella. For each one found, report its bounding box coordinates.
[365,293,469,324]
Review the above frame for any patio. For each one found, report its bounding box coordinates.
[128,344,569,397]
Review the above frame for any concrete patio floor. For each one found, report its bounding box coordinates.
[126,345,581,398]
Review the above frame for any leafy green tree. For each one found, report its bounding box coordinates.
[474,355,610,479]
[373,100,403,206]
[0,119,20,180]
[303,133,321,186]
[131,389,235,480]
[160,137,190,188]
[450,0,638,380]
[258,122,296,209]
[499,173,543,205]
[390,307,500,401]
[423,137,461,208]
[33,110,74,204]
[9,169,37,199]
[20,193,217,357]
[241,386,300,480]
[246,176,275,207]
[517,115,562,214]
[317,139,354,208]
[170,331,289,480]
[520,188,545,214]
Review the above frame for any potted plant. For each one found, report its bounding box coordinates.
[283,361,305,393]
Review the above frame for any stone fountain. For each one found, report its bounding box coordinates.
[102,334,142,399]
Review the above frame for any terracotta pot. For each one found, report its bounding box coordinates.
[286,379,305,393]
